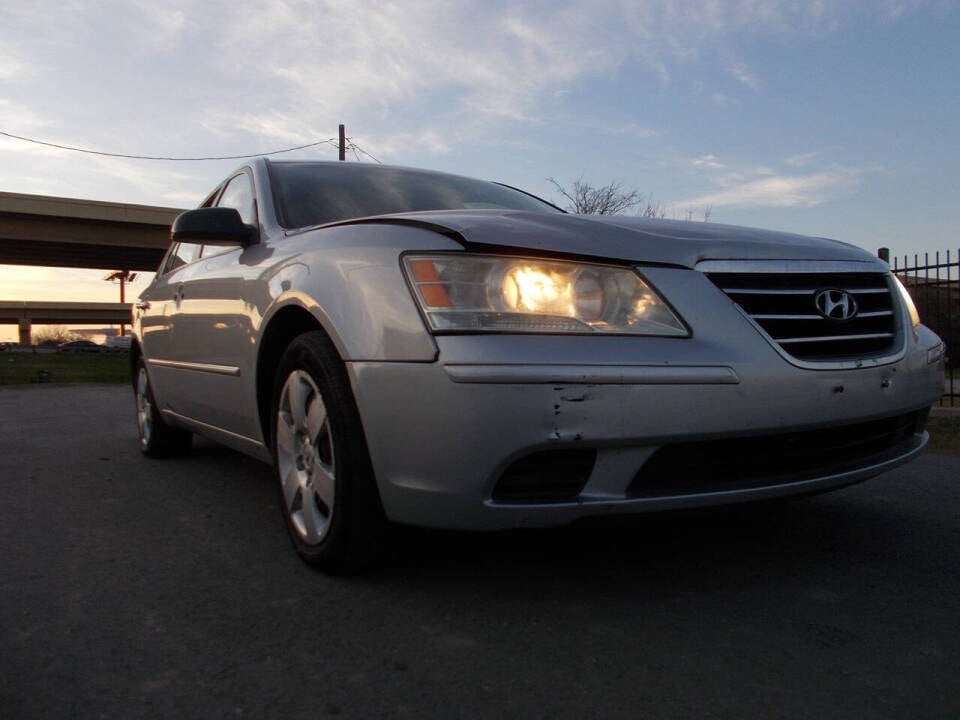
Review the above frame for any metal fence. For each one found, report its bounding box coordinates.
[882,248,957,407]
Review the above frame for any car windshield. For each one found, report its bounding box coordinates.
[269,162,561,229]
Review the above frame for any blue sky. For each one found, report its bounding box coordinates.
[1,0,958,340]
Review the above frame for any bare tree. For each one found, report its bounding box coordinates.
[547,177,660,216]
[32,325,78,346]
[548,177,711,221]
[682,205,713,222]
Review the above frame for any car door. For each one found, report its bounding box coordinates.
[136,239,203,408]
[164,170,267,442]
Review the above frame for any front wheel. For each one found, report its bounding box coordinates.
[272,332,386,573]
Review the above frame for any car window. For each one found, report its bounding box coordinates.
[200,189,219,208]
[217,172,256,226]
[270,162,561,229]
[161,241,203,274]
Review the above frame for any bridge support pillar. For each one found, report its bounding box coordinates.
[18,319,31,346]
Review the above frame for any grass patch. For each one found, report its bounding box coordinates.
[0,351,131,386]
[926,415,960,456]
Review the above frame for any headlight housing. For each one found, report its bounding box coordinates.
[892,275,921,330]
[403,254,688,336]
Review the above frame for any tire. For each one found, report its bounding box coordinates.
[271,331,386,573]
[135,358,192,457]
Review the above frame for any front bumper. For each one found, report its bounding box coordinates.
[349,356,942,531]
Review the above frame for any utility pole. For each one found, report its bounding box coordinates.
[339,124,346,161]
[104,270,137,336]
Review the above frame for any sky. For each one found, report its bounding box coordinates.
[1,0,958,340]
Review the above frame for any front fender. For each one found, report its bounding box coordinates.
[257,223,458,361]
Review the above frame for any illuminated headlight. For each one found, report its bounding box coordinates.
[892,275,921,330]
[403,254,688,336]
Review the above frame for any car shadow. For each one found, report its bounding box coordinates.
[362,486,936,593]
[167,438,948,595]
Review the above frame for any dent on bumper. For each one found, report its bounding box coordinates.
[348,356,942,531]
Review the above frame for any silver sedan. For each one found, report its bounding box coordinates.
[132,159,946,572]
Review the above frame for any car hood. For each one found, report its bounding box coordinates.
[341,210,883,270]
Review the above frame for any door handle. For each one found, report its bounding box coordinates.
[174,286,185,305]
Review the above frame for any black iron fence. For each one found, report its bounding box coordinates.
[881,248,957,407]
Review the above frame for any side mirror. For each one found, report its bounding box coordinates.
[171,207,256,246]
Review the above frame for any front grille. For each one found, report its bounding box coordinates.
[706,272,898,362]
[627,411,925,497]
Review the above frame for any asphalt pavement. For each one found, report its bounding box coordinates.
[1,384,958,719]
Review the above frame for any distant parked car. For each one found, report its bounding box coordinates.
[58,340,104,353]
[132,159,945,573]
[106,335,132,351]
[0,341,14,352]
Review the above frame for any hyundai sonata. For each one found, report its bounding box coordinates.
[131,160,945,572]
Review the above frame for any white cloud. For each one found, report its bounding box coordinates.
[880,0,933,21]
[785,151,822,168]
[211,0,890,141]
[679,169,859,209]
[134,1,186,33]
[363,130,451,158]
[676,152,871,208]
[202,110,321,147]
[0,100,53,137]
[681,147,867,209]
[607,123,659,139]
[692,154,726,170]
[130,1,187,50]
[0,50,28,81]
[711,93,732,108]
[210,0,633,132]
[728,62,759,89]
[0,0,942,202]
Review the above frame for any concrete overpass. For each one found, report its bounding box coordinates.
[0,191,185,343]
[0,191,183,271]
[0,301,132,345]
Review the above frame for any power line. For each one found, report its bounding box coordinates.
[346,139,382,164]
[2,126,387,166]
[0,130,340,161]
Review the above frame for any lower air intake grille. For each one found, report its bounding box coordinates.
[706,272,898,362]
[492,449,596,503]
[628,411,925,497]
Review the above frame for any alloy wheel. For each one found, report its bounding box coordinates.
[275,370,336,545]
[136,366,153,448]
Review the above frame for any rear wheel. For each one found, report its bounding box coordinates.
[135,359,192,457]
[272,332,386,573]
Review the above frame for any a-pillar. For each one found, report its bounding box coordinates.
[18,318,31,345]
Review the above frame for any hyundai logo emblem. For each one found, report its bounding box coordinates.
[814,289,858,321]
